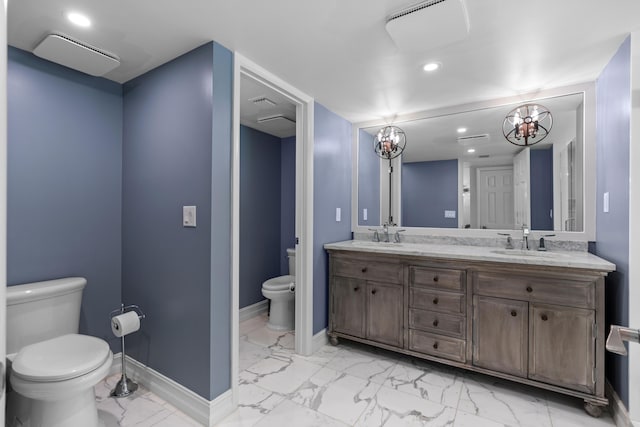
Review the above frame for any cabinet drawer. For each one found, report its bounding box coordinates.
[409,308,465,338]
[410,288,465,314]
[474,272,595,309]
[410,266,464,291]
[333,258,403,284]
[409,330,466,363]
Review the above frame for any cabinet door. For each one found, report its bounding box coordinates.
[366,281,403,347]
[332,276,366,338]
[473,295,528,377]
[529,303,595,393]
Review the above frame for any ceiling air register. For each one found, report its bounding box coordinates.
[385,0,470,51]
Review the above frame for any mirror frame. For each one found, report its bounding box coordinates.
[351,82,596,241]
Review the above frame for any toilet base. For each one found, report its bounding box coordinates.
[8,388,101,427]
[266,295,295,331]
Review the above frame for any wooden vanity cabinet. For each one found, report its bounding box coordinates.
[327,248,610,416]
[329,255,404,348]
[472,270,599,394]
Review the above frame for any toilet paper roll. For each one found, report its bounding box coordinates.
[111,311,140,337]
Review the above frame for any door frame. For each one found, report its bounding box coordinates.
[231,53,314,405]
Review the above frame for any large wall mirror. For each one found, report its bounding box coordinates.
[354,84,596,239]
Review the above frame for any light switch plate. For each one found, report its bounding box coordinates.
[183,206,196,227]
[444,210,456,218]
[336,207,341,222]
[363,208,368,221]
[603,192,609,213]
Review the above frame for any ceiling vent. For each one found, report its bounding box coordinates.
[249,96,277,107]
[33,33,120,76]
[257,114,296,124]
[385,0,470,51]
[457,134,489,146]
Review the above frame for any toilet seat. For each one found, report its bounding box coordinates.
[262,275,295,292]
[12,334,110,382]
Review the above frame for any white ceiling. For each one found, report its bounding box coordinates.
[8,0,640,124]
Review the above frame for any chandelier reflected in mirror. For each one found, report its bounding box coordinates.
[502,104,553,147]
[373,125,407,226]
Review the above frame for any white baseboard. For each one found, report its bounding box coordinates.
[239,299,268,322]
[108,353,234,426]
[607,379,632,427]
[312,328,328,353]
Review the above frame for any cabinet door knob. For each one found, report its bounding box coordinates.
[353,286,360,292]
[526,286,533,293]
[433,275,439,282]
[511,310,517,317]
[371,289,377,295]
[433,297,439,305]
[433,342,439,350]
[361,267,368,273]
[541,314,548,321]
[432,319,439,327]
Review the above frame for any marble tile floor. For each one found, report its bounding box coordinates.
[93,312,617,427]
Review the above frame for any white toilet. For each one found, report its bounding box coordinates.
[262,248,295,331]
[6,277,113,427]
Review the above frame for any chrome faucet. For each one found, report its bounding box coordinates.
[394,229,406,243]
[368,228,380,242]
[521,224,530,250]
[498,233,514,249]
[382,224,390,242]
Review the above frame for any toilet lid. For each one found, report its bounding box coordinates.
[12,334,111,382]
[263,275,295,291]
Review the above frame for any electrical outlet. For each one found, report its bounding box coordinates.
[183,206,196,227]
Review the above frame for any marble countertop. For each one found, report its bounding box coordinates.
[324,240,616,272]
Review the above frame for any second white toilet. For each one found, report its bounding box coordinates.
[261,248,295,331]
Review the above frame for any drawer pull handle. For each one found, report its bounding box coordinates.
[353,286,360,292]
[526,286,533,293]
[361,267,368,273]
[433,319,439,327]
[433,275,439,282]
[511,310,517,317]
[433,297,439,305]
[433,342,439,350]
[371,289,377,295]
[541,314,548,321]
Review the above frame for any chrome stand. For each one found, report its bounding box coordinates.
[109,304,145,398]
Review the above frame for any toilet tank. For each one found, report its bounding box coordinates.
[6,277,87,355]
[287,248,296,276]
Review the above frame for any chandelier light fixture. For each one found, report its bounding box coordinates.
[502,104,553,147]
[373,125,407,226]
[374,125,406,159]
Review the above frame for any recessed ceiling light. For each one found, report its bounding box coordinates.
[423,62,441,72]
[67,12,91,27]
[457,127,467,133]
[467,148,476,153]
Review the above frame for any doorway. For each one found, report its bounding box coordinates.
[231,53,314,406]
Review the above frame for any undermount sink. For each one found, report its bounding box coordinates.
[491,249,557,257]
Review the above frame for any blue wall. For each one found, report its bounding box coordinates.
[280,136,296,275]
[594,37,630,406]
[7,47,123,350]
[313,103,352,334]
[530,147,554,230]
[402,159,458,228]
[358,129,380,226]
[240,125,282,308]
[122,42,232,400]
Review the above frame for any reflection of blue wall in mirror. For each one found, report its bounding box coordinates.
[402,159,458,228]
[530,147,554,230]
[358,129,380,225]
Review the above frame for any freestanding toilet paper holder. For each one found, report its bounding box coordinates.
[109,304,145,398]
